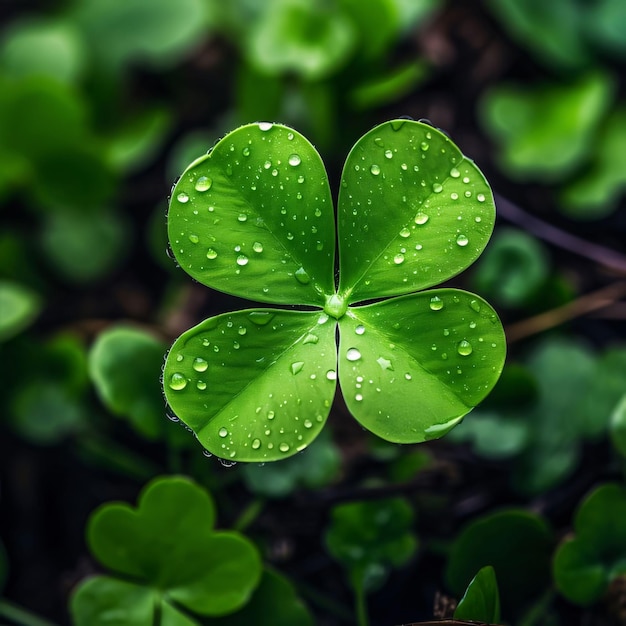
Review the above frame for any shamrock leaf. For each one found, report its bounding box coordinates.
[70,476,262,625]
[164,119,505,461]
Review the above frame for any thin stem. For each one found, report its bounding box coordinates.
[232,498,265,532]
[355,583,370,626]
[0,600,58,626]
[494,193,626,275]
[506,281,626,343]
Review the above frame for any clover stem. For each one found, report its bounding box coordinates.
[233,498,265,532]
[354,583,370,626]
[0,600,58,626]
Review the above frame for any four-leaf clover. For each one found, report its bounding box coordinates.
[163,119,506,462]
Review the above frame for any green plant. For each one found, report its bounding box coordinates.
[163,119,506,462]
[454,566,501,624]
[70,476,263,625]
[553,483,626,606]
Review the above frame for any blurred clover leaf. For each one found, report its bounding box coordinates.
[70,476,262,626]
[446,509,553,614]
[480,73,613,182]
[163,119,506,462]
[611,394,626,458]
[454,565,501,624]
[325,496,417,595]
[554,483,626,606]
[0,280,41,342]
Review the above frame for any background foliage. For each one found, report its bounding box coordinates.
[1,0,626,625]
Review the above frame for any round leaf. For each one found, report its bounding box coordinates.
[163,309,337,461]
[337,119,495,303]
[89,325,167,439]
[168,123,335,306]
[338,289,506,443]
[0,280,41,342]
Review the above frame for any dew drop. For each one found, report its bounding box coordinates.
[384,149,393,159]
[267,410,275,420]
[279,443,290,453]
[207,248,217,260]
[197,381,207,390]
[376,356,393,370]
[169,373,187,390]
[218,427,228,438]
[248,311,274,325]
[456,234,469,247]
[259,122,273,131]
[393,253,405,265]
[405,373,412,380]
[326,370,337,380]
[420,141,429,151]
[469,299,482,313]
[291,361,304,375]
[346,348,362,361]
[457,340,473,356]
[288,154,301,166]
[355,394,363,402]
[294,267,311,284]
[450,167,460,178]
[177,192,189,203]
[399,227,411,238]
[195,177,212,192]
[355,325,365,335]
[252,438,261,449]
[304,419,313,429]
[193,357,208,372]
[432,183,443,193]
[188,234,199,244]
[430,296,444,311]
[477,193,486,203]
[253,241,263,253]
[236,255,249,266]
[370,164,381,175]
[242,146,251,157]
[238,214,247,222]
[415,212,429,225]
[303,333,319,344]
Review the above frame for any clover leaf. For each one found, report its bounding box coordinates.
[454,565,501,624]
[163,119,506,462]
[553,483,626,606]
[70,476,262,625]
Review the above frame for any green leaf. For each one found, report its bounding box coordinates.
[446,510,553,613]
[87,476,262,617]
[89,325,168,440]
[168,123,335,306]
[338,289,505,442]
[454,565,501,623]
[560,110,626,219]
[71,576,160,626]
[611,394,626,458]
[471,227,549,308]
[0,280,41,342]
[245,0,356,80]
[164,309,337,461]
[242,430,340,497]
[337,120,496,302]
[480,74,613,182]
[554,483,626,605]
[208,568,314,626]
[325,497,417,592]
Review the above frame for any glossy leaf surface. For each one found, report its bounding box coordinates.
[164,309,337,461]
[168,123,335,305]
[554,483,626,606]
[454,566,501,623]
[338,289,505,442]
[338,120,495,302]
[85,477,262,618]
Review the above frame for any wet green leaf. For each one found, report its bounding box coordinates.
[78,477,262,622]
[338,290,505,442]
[325,497,417,592]
[0,280,41,342]
[338,120,495,302]
[89,326,168,440]
[208,568,315,626]
[164,309,337,461]
[454,566,501,623]
[554,483,626,605]
[168,123,335,306]
[481,74,613,181]
[165,120,505,461]
[446,510,552,613]
[611,394,626,458]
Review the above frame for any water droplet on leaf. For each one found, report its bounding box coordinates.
[169,373,187,390]
[430,296,444,311]
[195,177,212,192]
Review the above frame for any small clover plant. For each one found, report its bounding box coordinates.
[163,119,506,462]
